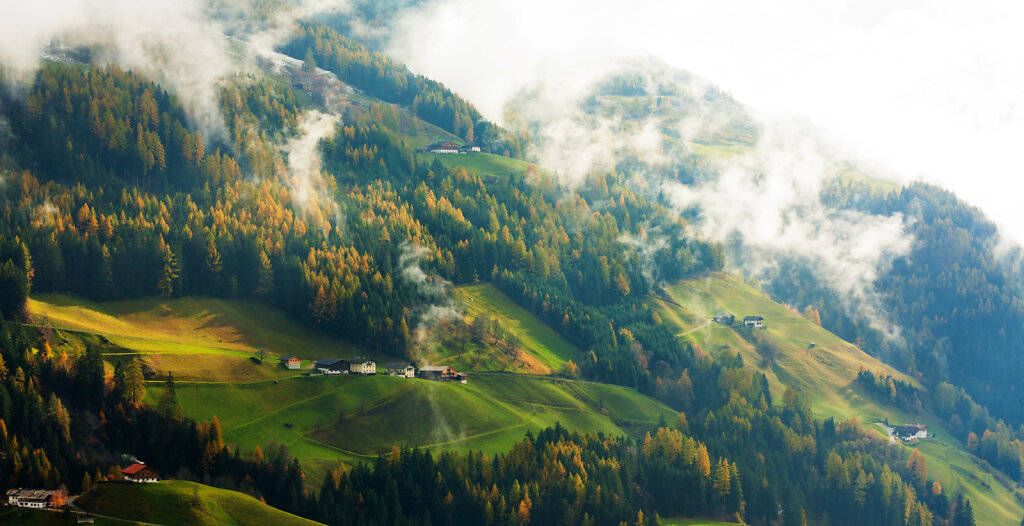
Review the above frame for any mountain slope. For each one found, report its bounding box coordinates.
[652,273,1024,525]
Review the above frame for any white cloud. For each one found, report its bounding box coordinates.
[386,0,1024,243]
[0,0,233,138]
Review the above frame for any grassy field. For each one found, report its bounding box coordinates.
[151,372,677,479]
[651,272,1024,525]
[75,480,320,526]
[652,273,916,419]
[0,508,132,526]
[431,283,581,374]
[28,294,364,382]
[416,151,535,175]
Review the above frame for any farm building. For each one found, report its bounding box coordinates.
[278,355,301,369]
[713,313,735,326]
[122,462,160,483]
[743,315,764,329]
[6,487,67,509]
[386,362,416,378]
[419,365,467,383]
[893,424,928,442]
[426,141,461,154]
[349,359,376,375]
[314,358,350,374]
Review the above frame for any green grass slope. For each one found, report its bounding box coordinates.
[0,508,132,526]
[75,480,320,526]
[653,273,915,418]
[152,372,677,482]
[426,283,581,374]
[416,152,535,176]
[651,272,1024,525]
[28,294,363,382]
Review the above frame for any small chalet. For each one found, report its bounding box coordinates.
[386,362,416,378]
[893,424,928,442]
[123,462,160,483]
[713,313,735,326]
[419,365,467,383]
[426,141,461,154]
[349,358,376,375]
[279,355,301,369]
[743,315,764,329]
[6,487,67,509]
[314,358,350,375]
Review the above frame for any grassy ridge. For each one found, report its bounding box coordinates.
[432,283,581,374]
[149,373,677,474]
[75,480,320,526]
[651,273,1024,525]
[29,294,359,359]
[28,294,362,382]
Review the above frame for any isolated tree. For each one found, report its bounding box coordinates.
[302,47,317,72]
[123,358,146,403]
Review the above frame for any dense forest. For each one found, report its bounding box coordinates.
[0,16,1005,524]
[771,180,1024,428]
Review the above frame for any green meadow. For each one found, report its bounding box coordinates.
[416,151,535,175]
[29,294,364,382]
[651,272,1024,525]
[148,372,677,479]
[75,480,320,526]
[430,283,582,374]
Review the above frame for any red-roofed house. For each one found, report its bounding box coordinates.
[122,463,160,483]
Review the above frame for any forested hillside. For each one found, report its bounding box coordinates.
[0,13,1005,525]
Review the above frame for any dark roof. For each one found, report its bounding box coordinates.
[386,362,413,369]
[279,355,298,361]
[315,357,346,367]
[8,489,55,501]
[743,316,764,321]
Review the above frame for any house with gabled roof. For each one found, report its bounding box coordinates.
[6,487,68,508]
[349,358,376,375]
[122,462,160,483]
[386,362,416,378]
[279,355,301,369]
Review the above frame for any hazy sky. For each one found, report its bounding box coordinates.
[387,0,1024,243]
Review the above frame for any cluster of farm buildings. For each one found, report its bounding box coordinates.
[422,141,480,155]
[292,356,467,383]
[5,463,159,511]
[714,313,764,329]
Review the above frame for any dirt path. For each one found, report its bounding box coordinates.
[677,318,712,337]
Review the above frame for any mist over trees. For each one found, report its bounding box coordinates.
[0,11,1009,524]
